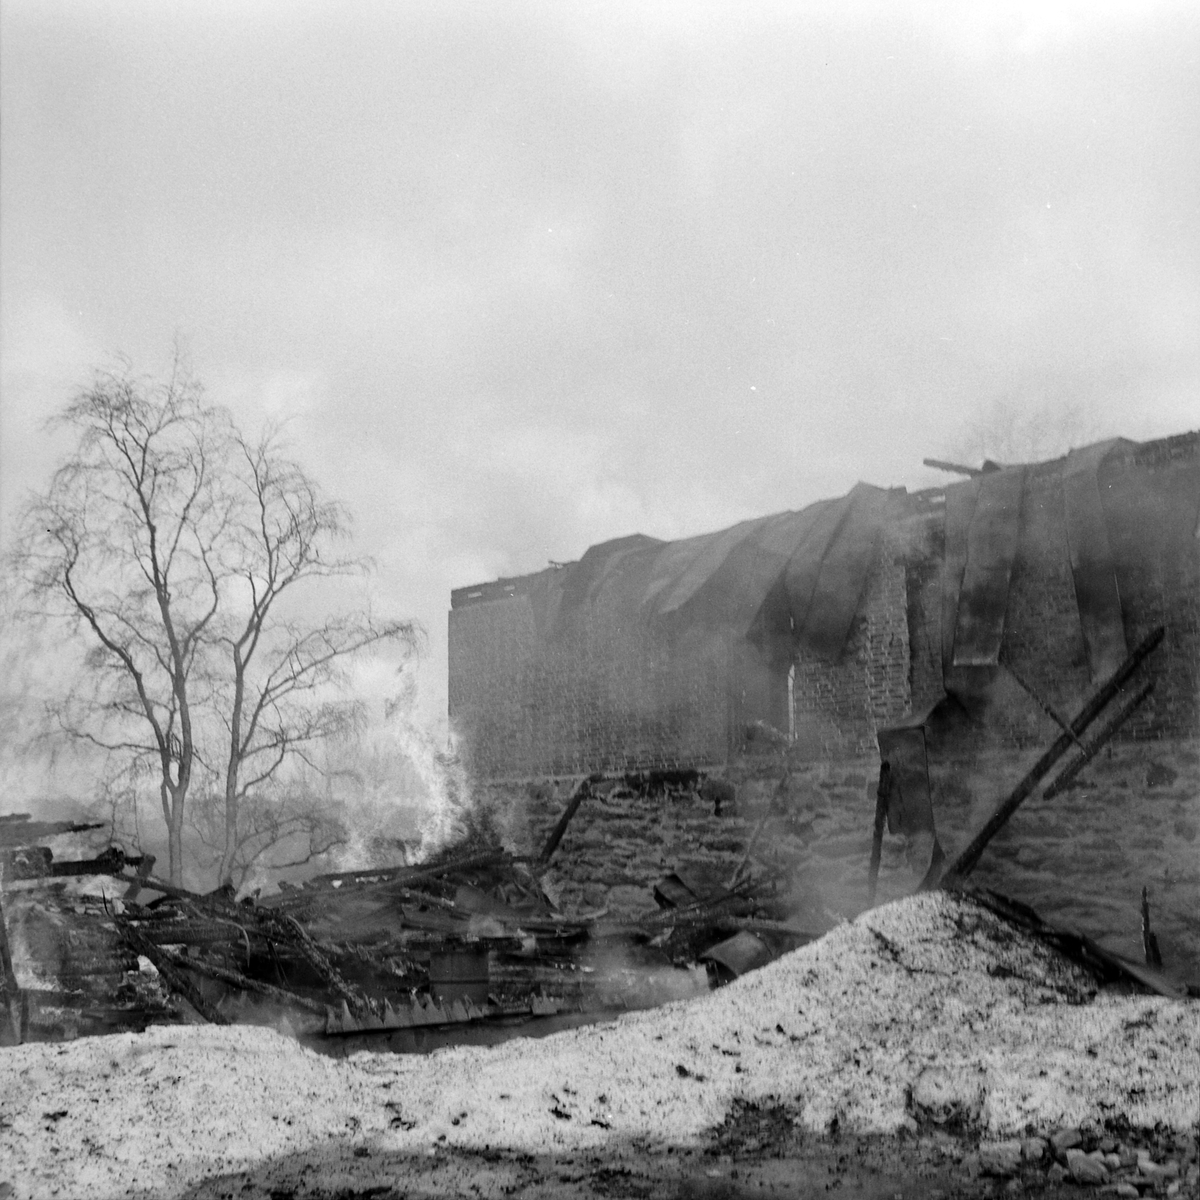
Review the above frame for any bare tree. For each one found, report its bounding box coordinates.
[189,775,347,893]
[12,360,417,887]
[212,430,417,886]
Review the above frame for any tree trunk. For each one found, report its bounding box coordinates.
[219,656,246,889]
[168,794,186,887]
[218,786,238,889]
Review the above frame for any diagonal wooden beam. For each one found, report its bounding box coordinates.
[926,625,1164,890]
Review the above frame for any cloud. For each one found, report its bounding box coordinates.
[1,0,1196,740]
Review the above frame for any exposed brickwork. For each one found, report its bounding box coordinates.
[791,542,911,759]
[1097,441,1200,741]
[904,509,945,717]
[997,469,1094,747]
[450,432,1198,781]
[449,584,729,781]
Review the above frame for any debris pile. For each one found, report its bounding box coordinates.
[1,802,814,1049]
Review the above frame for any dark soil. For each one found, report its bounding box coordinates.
[176,1105,1200,1200]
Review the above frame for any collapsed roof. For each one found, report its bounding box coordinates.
[523,482,904,663]
[481,433,1200,690]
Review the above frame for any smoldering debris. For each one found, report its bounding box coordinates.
[0,797,819,1050]
[3,635,1195,1054]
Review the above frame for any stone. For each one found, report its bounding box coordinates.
[1021,1137,1048,1163]
[909,1066,982,1126]
[1051,1127,1083,1153]
[1103,1152,1122,1170]
[1066,1149,1109,1185]
[1046,1163,1067,1184]
[1112,1185,1140,1199]
[979,1141,1023,1178]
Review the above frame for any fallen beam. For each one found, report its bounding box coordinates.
[539,775,603,865]
[119,920,228,1025]
[929,624,1164,889]
[923,458,984,478]
[0,891,24,1045]
[1000,658,1084,749]
[867,761,890,904]
[1042,681,1154,799]
[259,912,367,1014]
[152,945,327,1015]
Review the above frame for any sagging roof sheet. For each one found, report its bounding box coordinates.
[527,483,899,662]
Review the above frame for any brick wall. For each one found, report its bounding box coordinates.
[449,433,1198,783]
[1098,435,1200,741]
[904,507,945,717]
[994,465,1095,746]
[791,538,912,759]
[449,582,730,781]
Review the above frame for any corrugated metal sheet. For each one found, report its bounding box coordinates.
[1062,441,1129,682]
[952,466,1025,667]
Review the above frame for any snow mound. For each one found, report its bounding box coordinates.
[2,891,1195,1200]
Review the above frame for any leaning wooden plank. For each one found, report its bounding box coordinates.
[539,775,602,865]
[1075,935,1186,1000]
[119,920,228,1025]
[929,624,1164,889]
[150,944,327,1014]
[1042,681,1154,799]
[866,761,890,905]
[0,818,106,848]
[308,850,514,890]
[259,913,367,1014]
[0,891,24,1045]
[134,919,251,947]
[965,888,1188,999]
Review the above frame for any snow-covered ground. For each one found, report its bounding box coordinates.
[3,891,1196,1200]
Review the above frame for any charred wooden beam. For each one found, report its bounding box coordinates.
[119,920,228,1025]
[0,817,106,848]
[867,761,890,905]
[1042,681,1154,798]
[151,945,327,1015]
[922,457,983,477]
[133,920,250,947]
[539,775,603,865]
[258,913,368,1014]
[48,846,128,877]
[0,891,24,1046]
[299,851,517,896]
[1141,886,1163,969]
[1000,659,1085,749]
[123,854,157,902]
[930,624,1164,889]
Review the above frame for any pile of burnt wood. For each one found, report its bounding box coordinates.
[0,805,814,1049]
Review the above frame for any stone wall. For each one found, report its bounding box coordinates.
[481,737,1200,981]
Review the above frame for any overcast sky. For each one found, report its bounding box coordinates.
[2,0,1197,728]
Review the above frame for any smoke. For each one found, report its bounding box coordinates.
[318,701,494,877]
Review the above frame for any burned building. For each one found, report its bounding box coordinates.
[449,432,1200,979]
[449,430,1200,778]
